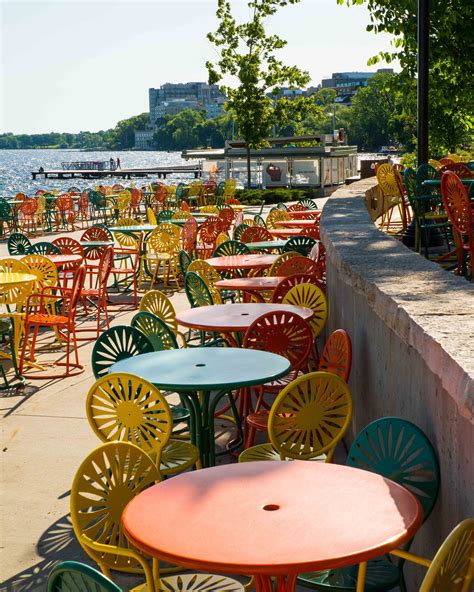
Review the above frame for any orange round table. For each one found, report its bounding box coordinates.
[215,276,284,303]
[122,461,423,592]
[205,254,278,272]
[275,219,319,228]
[176,303,313,334]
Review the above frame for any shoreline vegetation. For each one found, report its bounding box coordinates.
[1,71,472,157]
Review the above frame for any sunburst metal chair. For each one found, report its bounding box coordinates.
[239,371,352,462]
[297,416,440,592]
[47,561,122,592]
[70,442,244,591]
[86,373,199,476]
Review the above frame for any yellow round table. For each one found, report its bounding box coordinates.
[0,272,37,291]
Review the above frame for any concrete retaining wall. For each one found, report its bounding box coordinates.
[320,178,473,586]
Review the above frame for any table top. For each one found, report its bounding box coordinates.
[175,302,313,332]
[268,228,304,237]
[0,272,37,288]
[122,461,423,576]
[288,210,320,219]
[109,347,291,391]
[246,240,288,251]
[80,241,114,247]
[422,178,474,186]
[108,225,156,233]
[170,217,207,225]
[215,276,284,291]
[47,254,83,267]
[275,219,319,228]
[205,254,278,271]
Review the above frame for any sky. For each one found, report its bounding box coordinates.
[0,0,397,135]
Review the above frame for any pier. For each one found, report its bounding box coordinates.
[31,164,202,180]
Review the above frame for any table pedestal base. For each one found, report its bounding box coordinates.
[254,575,297,592]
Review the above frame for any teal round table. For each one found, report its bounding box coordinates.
[422,178,474,187]
[109,347,291,467]
[170,217,208,226]
[246,240,288,252]
[108,224,157,233]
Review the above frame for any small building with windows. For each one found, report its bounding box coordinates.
[183,134,358,190]
[321,69,393,105]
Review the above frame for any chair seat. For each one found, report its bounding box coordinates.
[159,574,244,592]
[262,370,302,390]
[111,267,135,274]
[81,288,100,297]
[27,313,69,326]
[246,410,270,431]
[297,555,401,591]
[239,443,326,463]
[160,439,200,475]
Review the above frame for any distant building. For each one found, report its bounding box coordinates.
[321,69,394,105]
[135,82,227,149]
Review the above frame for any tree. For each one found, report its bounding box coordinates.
[107,113,149,150]
[338,0,474,155]
[348,71,416,151]
[207,0,322,187]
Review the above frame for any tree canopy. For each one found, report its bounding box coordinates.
[206,0,321,185]
[337,0,474,154]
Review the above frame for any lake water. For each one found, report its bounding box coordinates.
[0,148,393,196]
[0,149,197,196]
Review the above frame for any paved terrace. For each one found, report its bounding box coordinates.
[1,189,472,590]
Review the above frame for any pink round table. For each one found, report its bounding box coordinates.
[205,254,278,272]
[176,302,313,334]
[268,228,304,238]
[288,210,320,219]
[122,461,423,592]
[215,276,284,303]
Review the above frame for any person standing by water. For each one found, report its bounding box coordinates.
[116,157,121,169]
[109,157,115,171]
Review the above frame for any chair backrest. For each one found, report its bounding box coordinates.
[419,519,474,592]
[80,226,110,243]
[52,237,84,257]
[266,209,290,229]
[181,216,198,251]
[198,216,222,247]
[376,164,399,197]
[157,209,174,223]
[243,310,313,372]
[21,254,59,293]
[277,255,320,278]
[215,232,230,248]
[91,325,154,378]
[147,207,158,225]
[184,271,215,308]
[28,242,62,255]
[253,214,266,227]
[284,235,317,256]
[271,274,319,304]
[282,282,327,339]
[218,207,234,232]
[139,290,178,334]
[213,240,251,257]
[178,249,193,276]
[47,560,122,592]
[233,223,250,241]
[97,247,113,289]
[439,162,473,178]
[70,442,160,574]
[268,251,301,276]
[347,417,440,519]
[131,311,178,351]
[7,232,31,255]
[86,373,173,460]
[287,203,307,212]
[172,210,192,221]
[268,371,352,461]
[441,171,472,236]
[240,226,272,243]
[319,329,352,381]
[298,198,318,210]
[188,259,222,303]
[147,230,179,256]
